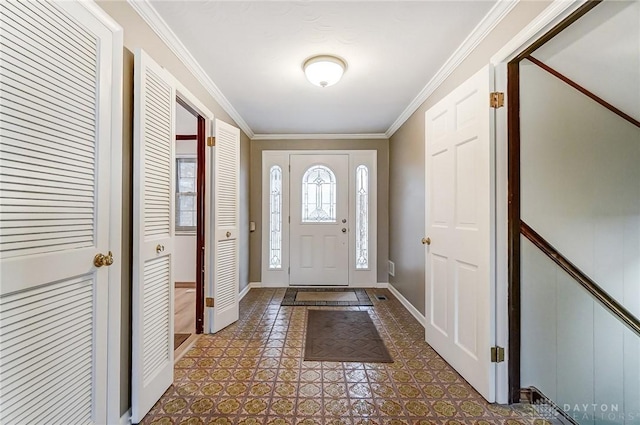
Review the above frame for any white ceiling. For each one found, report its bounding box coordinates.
[146,0,501,136]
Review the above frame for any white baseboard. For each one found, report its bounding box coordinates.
[239,284,251,301]
[387,283,426,327]
[120,409,131,425]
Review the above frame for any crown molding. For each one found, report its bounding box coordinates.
[127,0,255,138]
[385,0,519,138]
[251,133,388,141]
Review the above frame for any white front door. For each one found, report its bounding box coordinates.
[131,49,176,424]
[424,65,495,401]
[0,2,121,423]
[290,154,349,285]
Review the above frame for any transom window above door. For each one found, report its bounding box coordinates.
[301,165,337,223]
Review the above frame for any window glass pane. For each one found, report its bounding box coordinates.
[179,177,195,193]
[176,158,197,231]
[302,165,336,222]
[269,166,282,269]
[355,165,369,269]
[179,161,196,178]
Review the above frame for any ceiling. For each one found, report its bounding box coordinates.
[144,0,503,137]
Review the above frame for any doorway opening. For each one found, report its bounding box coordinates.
[174,99,206,350]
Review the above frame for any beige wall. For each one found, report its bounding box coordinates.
[388,0,551,315]
[249,139,390,283]
[97,1,251,415]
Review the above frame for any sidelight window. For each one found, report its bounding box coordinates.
[269,166,283,269]
[355,165,369,269]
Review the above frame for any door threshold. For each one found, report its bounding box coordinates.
[174,334,199,363]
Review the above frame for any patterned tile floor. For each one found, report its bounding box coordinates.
[141,288,543,425]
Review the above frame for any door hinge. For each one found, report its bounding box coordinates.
[207,136,216,147]
[490,92,504,109]
[205,297,214,307]
[491,346,505,363]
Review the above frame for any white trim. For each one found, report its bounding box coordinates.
[127,0,253,138]
[387,283,426,328]
[252,133,388,141]
[239,283,252,301]
[491,0,588,64]
[487,0,587,404]
[77,2,125,423]
[120,409,132,425]
[385,0,519,138]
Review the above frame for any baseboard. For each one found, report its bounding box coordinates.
[387,283,426,327]
[120,409,131,425]
[239,284,251,301]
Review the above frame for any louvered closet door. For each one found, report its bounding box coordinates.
[0,2,119,424]
[212,119,240,333]
[131,49,176,424]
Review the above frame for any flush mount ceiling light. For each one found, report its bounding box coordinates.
[303,55,347,88]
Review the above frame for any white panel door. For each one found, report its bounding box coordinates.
[0,2,120,423]
[290,154,349,285]
[424,65,495,401]
[131,49,176,424]
[211,119,240,333]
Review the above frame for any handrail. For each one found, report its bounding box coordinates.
[520,221,640,337]
[526,56,640,129]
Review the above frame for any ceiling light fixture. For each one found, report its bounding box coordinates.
[303,55,347,88]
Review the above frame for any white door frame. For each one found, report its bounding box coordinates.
[261,150,377,287]
[70,3,124,423]
[489,0,588,404]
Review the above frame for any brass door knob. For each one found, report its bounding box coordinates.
[94,251,114,267]
[421,237,431,245]
[226,231,231,238]
[156,244,165,254]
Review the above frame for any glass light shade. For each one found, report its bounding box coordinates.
[303,55,346,88]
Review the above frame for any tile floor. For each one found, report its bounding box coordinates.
[141,288,544,425]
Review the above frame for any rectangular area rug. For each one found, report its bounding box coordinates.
[304,310,393,363]
[281,287,373,306]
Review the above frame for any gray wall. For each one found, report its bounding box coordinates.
[97,1,251,415]
[249,139,389,283]
[388,0,551,315]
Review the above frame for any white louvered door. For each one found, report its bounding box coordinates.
[131,49,176,424]
[0,2,121,424]
[211,119,240,333]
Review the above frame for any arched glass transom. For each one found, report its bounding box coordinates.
[269,166,282,269]
[355,165,369,269]
[302,165,337,222]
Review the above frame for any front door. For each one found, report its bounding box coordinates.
[290,154,349,285]
[424,65,495,401]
